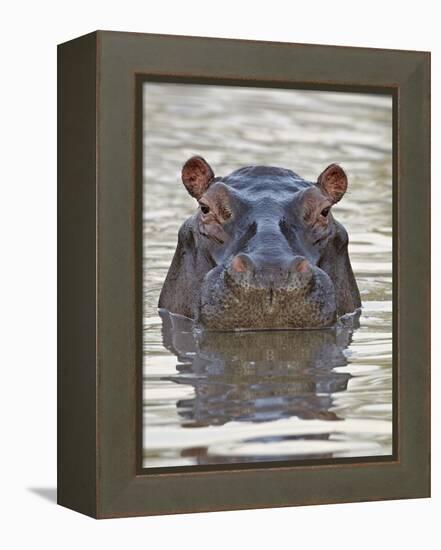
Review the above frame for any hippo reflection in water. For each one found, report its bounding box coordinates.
[160,310,358,428]
[158,311,359,462]
[159,156,361,330]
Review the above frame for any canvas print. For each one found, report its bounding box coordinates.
[142,83,393,469]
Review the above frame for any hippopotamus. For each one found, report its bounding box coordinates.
[158,156,361,330]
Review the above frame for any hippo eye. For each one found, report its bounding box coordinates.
[321,207,330,218]
[200,204,210,214]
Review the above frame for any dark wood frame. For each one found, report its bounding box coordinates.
[58,30,430,518]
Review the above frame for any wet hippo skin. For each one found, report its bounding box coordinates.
[159,156,361,330]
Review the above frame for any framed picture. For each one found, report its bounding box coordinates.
[58,31,430,518]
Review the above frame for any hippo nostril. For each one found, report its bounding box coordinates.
[288,257,312,274]
[295,259,311,274]
[230,253,254,274]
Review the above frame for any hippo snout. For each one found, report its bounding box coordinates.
[198,256,337,331]
[226,253,313,292]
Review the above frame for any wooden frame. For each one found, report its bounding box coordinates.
[58,30,430,518]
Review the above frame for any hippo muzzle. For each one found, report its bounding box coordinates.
[198,253,337,330]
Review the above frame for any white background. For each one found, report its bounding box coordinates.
[0,1,438,548]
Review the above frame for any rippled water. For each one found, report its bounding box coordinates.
[143,83,393,468]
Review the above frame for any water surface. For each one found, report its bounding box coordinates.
[143,84,393,468]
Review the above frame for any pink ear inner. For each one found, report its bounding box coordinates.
[181,156,214,199]
[317,164,348,203]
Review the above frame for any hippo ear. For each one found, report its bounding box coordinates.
[181,156,215,199]
[317,164,348,204]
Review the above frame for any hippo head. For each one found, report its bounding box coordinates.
[158,156,361,330]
